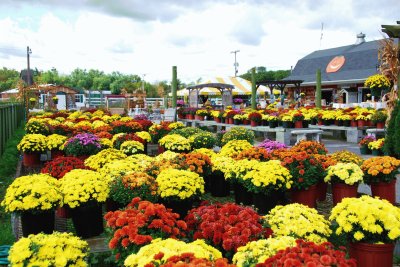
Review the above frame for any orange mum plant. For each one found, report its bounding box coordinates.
[361,156,400,184]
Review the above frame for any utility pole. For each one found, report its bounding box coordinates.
[142,74,146,91]
[231,50,240,77]
[26,46,32,85]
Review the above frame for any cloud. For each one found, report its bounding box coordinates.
[230,10,265,46]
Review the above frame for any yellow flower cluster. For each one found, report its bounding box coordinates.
[243,160,293,191]
[92,120,107,129]
[156,169,204,200]
[17,134,47,153]
[320,110,337,120]
[364,74,391,89]
[330,150,363,165]
[168,121,185,129]
[224,159,260,181]
[232,236,296,266]
[135,131,152,142]
[100,157,150,180]
[272,89,281,95]
[84,148,127,171]
[219,140,253,158]
[324,162,364,185]
[1,174,61,213]
[210,155,235,173]
[124,238,222,267]
[60,169,110,208]
[368,138,385,150]
[194,148,217,158]
[74,120,92,129]
[265,203,332,243]
[158,134,191,152]
[100,138,113,148]
[46,134,67,150]
[120,140,145,155]
[155,150,179,162]
[330,195,400,242]
[8,232,89,267]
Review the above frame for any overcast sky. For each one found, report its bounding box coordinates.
[0,0,398,83]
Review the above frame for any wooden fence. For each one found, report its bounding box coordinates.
[0,103,25,157]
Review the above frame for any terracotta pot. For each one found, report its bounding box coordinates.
[186,114,194,120]
[23,152,41,167]
[228,118,234,124]
[357,120,366,127]
[55,206,71,219]
[157,144,165,155]
[290,184,318,208]
[370,179,396,204]
[198,116,204,121]
[243,119,250,125]
[294,120,303,128]
[250,120,258,127]
[349,242,394,267]
[376,121,385,129]
[332,183,358,206]
[318,119,323,125]
[214,117,221,123]
[359,145,369,155]
[350,120,358,127]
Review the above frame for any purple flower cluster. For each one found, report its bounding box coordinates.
[68,133,101,148]
[134,114,148,120]
[233,98,243,104]
[177,99,185,106]
[257,139,287,152]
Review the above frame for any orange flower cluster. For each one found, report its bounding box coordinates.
[314,154,337,170]
[146,160,181,178]
[176,152,212,176]
[93,125,113,133]
[122,172,157,196]
[234,147,269,161]
[361,156,400,183]
[291,140,327,155]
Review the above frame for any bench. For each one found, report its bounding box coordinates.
[366,128,385,138]
[291,129,323,144]
[309,125,363,143]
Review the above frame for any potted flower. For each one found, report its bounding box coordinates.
[361,156,400,203]
[17,133,48,167]
[120,140,145,155]
[41,156,88,179]
[337,114,352,127]
[233,98,243,105]
[234,146,270,161]
[225,110,239,124]
[148,122,173,143]
[371,110,388,128]
[292,112,305,128]
[52,96,59,105]
[108,172,158,210]
[84,148,127,171]
[290,140,328,155]
[267,114,279,128]
[324,162,364,205]
[232,236,296,267]
[176,99,185,107]
[364,74,391,97]
[59,169,109,238]
[330,195,400,267]
[143,252,233,267]
[185,202,266,259]
[358,135,375,154]
[242,160,292,214]
[330,150,363,165]
[211,110,223,123]
[25,120,50,135]
[257,139,288,152]
[280,114,294,128]
[368,137,385,156]
[158,134,192,153]
[124,238,223,267]
[233,114,244,125]
[248,111,262,127]
[221,126,255,146]
[264,203,331,243]
[112,133,145,149]
[105,198,188,266]
[195,109,208,120]
[63,133,102,159]
[189,132,216,149]
[46,134,67,159]
[156,168,204,218]
[219,139,253,158]
[258,240,356,267]
[1,173,61,236]
[29,97,36,108]
[8,232,89,267]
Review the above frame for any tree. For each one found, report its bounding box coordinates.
[383,99,400,156]
[0,67,19,92]
[240,67,290,83]
[37,68,61,85]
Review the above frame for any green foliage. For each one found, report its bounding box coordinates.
[191,132,217,149]
[240,67,291,82]
[384,100,400,156]
[0,67,19,92]
[394,109,400,158]
[169,127,203,138]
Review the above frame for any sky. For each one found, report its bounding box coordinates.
[0,0,398,84]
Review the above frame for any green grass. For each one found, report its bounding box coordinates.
[0,127,25,245]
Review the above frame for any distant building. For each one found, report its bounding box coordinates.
[285,33,381,105]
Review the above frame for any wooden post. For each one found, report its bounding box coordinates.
[172,66,177,108]
[251,67,256,109]
[316,69,322,108]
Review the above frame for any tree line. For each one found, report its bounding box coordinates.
[0,66,290,97]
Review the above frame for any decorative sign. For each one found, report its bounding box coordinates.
[326,56,345,73]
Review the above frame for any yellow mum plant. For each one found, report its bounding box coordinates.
[232,236,296,266]
[156,169,204,201]
[120,140,145,155]
[264,203,332,243]
[330,150,363,165]
[324,162,364,185]
[124,238,222,267]
[59,169,110,208]
[8,232,89,267]
[135,131,152,142]
[168,121,185,129]
[361,156,400,183]
[243,160,293,194]
[46,134,67,150]
[330,195,400,243]
[154,150,179,162]
[17,134,47,153]
[368,138,385,150]
[364,74,391,90]
[1,174,61,213]
[84,148,127,171]
[158,134,191,152]
[219,140,253,158]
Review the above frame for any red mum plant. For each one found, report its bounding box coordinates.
[95,131,113,139]
[72,125,94,135]
[93,125,113,133]
[104,197,188,266]
[248,112,262,122]
[49,124,73,136]
[257,239,356,267]
[41,156,90,179]
[113,133,145,149]
[110,120,143,134]
[149,122,173,143]
[145,252,235,267]
[185,202,266,259]
[135,119,153,131]
[290,140,327,155]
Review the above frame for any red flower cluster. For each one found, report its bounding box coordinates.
[226,110,240,119]
[41,156,89,179]
[113,133,145,149]
[257,240,356,267]
[149,122,173,143]
[93,125,113,133]
[145,252,235,267]
[248,112,262,122]
[185,203,265,257]
[73,125,94,135]
[110,120,143,134]
[49,124,73,136]
[135,119,153,131]
[104,198,188,266]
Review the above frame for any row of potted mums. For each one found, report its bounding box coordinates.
[2,109,400,267]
